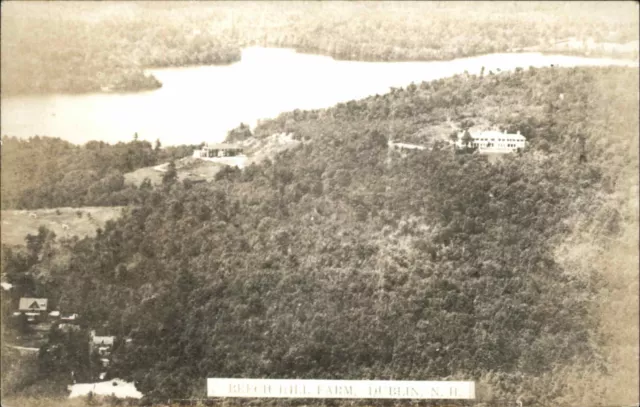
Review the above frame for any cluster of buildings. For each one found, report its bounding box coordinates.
[11,296,116,367]
[12,297,78,323]
[7,292,139,395]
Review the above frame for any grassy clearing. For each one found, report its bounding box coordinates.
[123,134,301,187]
[123,166,166,187]
[124,158,226,187]
[1,207,125,246]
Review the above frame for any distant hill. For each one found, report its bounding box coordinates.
[2,2,637,94]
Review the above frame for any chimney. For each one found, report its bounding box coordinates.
[517,130,521,135]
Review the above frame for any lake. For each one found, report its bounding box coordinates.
[1,47,637,146]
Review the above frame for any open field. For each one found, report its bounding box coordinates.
[1,207,126,246]
[124,158,227,187]
[123,166,166,186]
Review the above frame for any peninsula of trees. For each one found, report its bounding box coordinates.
[2,1,638,95]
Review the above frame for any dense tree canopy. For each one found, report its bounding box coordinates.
[2,65,638,405]
[1,2,637,94]
[0,136,195,209]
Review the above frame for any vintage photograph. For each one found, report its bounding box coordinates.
[1,1,638,406]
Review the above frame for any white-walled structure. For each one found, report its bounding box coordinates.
[193,143,244,159]
[192,142,248,168]
[68,379,143,399]
[454,130,526,153]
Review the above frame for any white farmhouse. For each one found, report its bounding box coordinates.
[193,143,244,159]
[454,130,526,153]
[192,142,248,169]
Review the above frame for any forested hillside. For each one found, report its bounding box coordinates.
[0,137,195,209]
[2,1,637,94]
[2,66,637,405]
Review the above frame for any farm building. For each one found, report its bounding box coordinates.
[18,297,48,322]
[90,330,114,356]
[193,143,244,159]
[454,130,526,153]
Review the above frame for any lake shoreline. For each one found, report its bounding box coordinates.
[2,45,638,98]
[2,49,638,147]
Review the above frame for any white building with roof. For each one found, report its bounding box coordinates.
[18,297,48,322]
[192,142,248,169]
[18,297,48,312]
[92,335,115,347]
[454,130,526,153]
[193,143,244,159]
[90,330,116,357]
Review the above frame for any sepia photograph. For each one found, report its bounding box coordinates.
[1,1,639,406]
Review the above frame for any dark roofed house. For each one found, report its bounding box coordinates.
[18,298,48,312]
[18,297,48,322]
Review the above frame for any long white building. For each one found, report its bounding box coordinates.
[193,143,244,158]
[454,130,526,153]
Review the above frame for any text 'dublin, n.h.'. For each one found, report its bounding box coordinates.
[207,379,476,399]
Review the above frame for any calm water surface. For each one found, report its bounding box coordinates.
[1,47,637,146]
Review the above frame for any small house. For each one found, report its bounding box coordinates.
[92,335,115,347]
[19,297,48,312]
[58,323,81,332]
[91,330,116,357]
[18,297,48,322]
